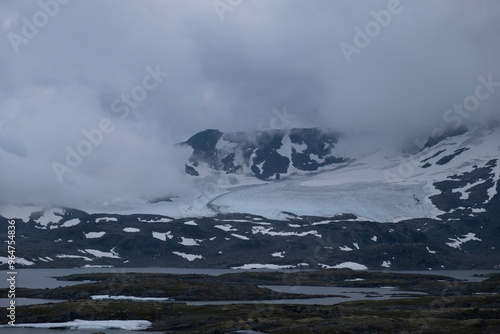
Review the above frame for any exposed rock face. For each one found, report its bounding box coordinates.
[181,128,346,180]
[1,206,499,270]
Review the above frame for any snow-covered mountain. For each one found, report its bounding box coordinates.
[182,126,500,222]
[1,126,499,270]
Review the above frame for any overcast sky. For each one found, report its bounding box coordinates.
[0,0,499,206]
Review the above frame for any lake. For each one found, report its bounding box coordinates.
[1,267,497,290]
[1,268,497,332]
[1,268,496,307]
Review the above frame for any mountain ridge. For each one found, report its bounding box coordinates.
[181,127,347,180]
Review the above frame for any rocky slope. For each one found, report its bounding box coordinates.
[181,128,346,180]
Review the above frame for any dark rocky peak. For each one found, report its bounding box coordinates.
[423,125,468,150]
[182,127,346,181]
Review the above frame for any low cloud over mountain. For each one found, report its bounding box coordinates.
[0,0,499,206]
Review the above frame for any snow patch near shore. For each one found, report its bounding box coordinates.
[320,262,368,270]
[9,319,151,330]
[231,263,296,270]
[92,295,169,302]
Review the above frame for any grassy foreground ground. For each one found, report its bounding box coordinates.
[2,269,499,333]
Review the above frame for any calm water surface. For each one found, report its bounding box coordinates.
[0,298,65,307]
[185,285,427,306]
[1,267,303,289]
[1,268,497,290]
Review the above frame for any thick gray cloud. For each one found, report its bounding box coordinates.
[0,0,498,206]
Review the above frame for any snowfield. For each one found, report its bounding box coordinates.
[209,166,439,222]
[84,248,120,259]
[124,227,140,232]
[172,251,203,261]
[179,237,201,246]
[92,295,170,302]
[206,127,500,221]
[35,208,64,228]
[231,263,303,269]
[272,251,285,258]
[231,233,250,240]
[0,256,35,266]
[9,320,151,330]
[152,231,173,241]
[215,224,237,232]
[319,262,368,270]
[0,204,42,222]
[62,218,80,227]
[445,233,482,249]
[252,226,321,238]
[96,217,117,223]
[84,231,106,239]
